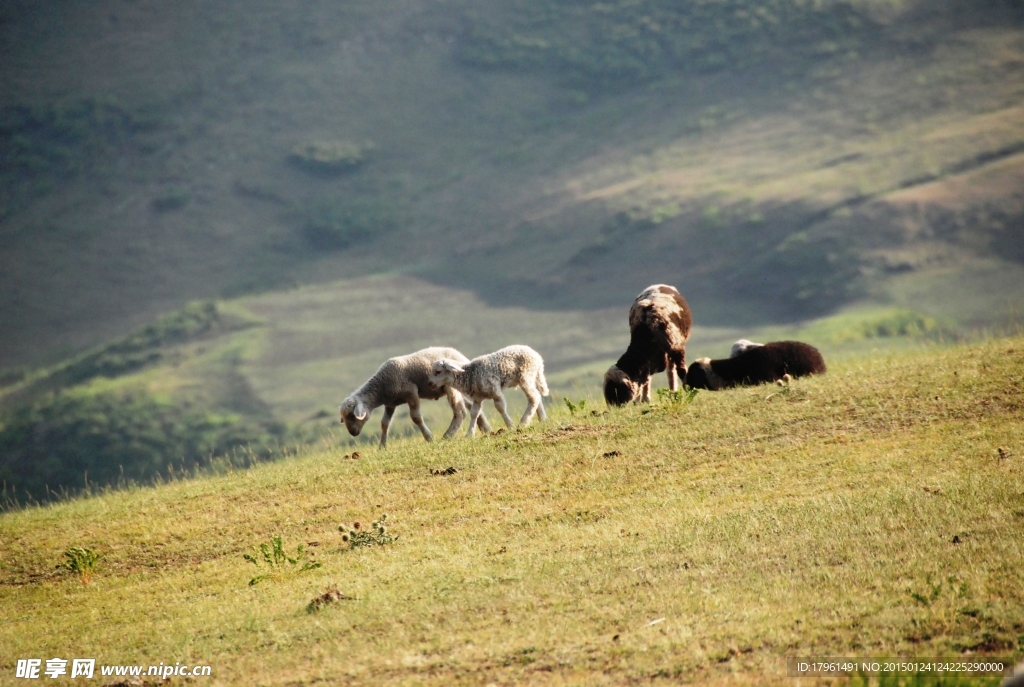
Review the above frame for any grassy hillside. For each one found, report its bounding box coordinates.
[1,0,1023,369]
[1,270,989,503]
[3,0,1024,517]
[1,337,1021,685]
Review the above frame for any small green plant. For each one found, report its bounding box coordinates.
[243,536,321,586]
[656,387,698,406]
[339,513,396,548]
[564,398,587,415]
[59,546,103,584]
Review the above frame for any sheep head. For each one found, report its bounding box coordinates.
[339,397,370,436]
[684,358,724,390]
[730,339,763,358]
[428,359,464,388]
[603,365,639,406]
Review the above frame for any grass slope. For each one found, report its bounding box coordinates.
[0,274,704,502]
[5,268,995,502]
[2,337,1021,685]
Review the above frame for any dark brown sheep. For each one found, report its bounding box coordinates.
[685,340,826,390]
[604,284,692,406]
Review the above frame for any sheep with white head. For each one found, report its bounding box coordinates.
[429,344,549,437]
[339,346,489,448]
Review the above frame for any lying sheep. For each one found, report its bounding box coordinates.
[685,340,826,390]
[730,339,763,357]
[429,345,549,436]
[339,346,489,448]
[604,284,692,406]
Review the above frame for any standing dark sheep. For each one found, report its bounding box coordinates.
[604,284,692,406]
[685,340,826,390]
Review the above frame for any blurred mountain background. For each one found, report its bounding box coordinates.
[2,0,1023,501]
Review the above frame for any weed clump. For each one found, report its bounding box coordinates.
[656,387,699,406]
[564,398,587,415]
[58,546,103,584]
[243,536,321,586]
[339,513,396,548]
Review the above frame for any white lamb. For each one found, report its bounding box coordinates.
[339,346,489,448]
[429,345,549,437]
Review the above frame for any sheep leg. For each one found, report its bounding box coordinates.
[640,378,652,403]
[466,400,485,437]
[408,398,433,443]
[520,384,544,425]
[493,392,515,429]
[442,387,466,439]
[379,406,396,448]
[475,408,492,433]
[669,351,686,390]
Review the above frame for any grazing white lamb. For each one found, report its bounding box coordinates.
[338,346,489,448]
[429,345,549,437]
[730,339,764,357]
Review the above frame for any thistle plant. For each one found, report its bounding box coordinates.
[59,546,103,584]
[243,535,322,586]
[339,513,396,548]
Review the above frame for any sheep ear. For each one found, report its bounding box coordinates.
[444,360,465,373]
[354,403,368,421]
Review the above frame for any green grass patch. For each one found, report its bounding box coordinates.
[457,0,875,90]
[1,336,1020,684]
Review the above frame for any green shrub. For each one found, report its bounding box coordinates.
[288,140,371,175]
[0,385,286,504]
[0,98,160,217]
[49,301,254,387]
[299,198,396,251]
[457,0,875,90]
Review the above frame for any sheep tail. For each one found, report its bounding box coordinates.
[537,368,550,397]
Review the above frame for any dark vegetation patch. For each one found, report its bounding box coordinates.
[0,302,289,507]
[150,188,191,213]
[297,197,401,252]
[456,0,877,91]
[0,384,286,506]
[0,98,162,219]
[464,200,866,320]
[23,301,258,395]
